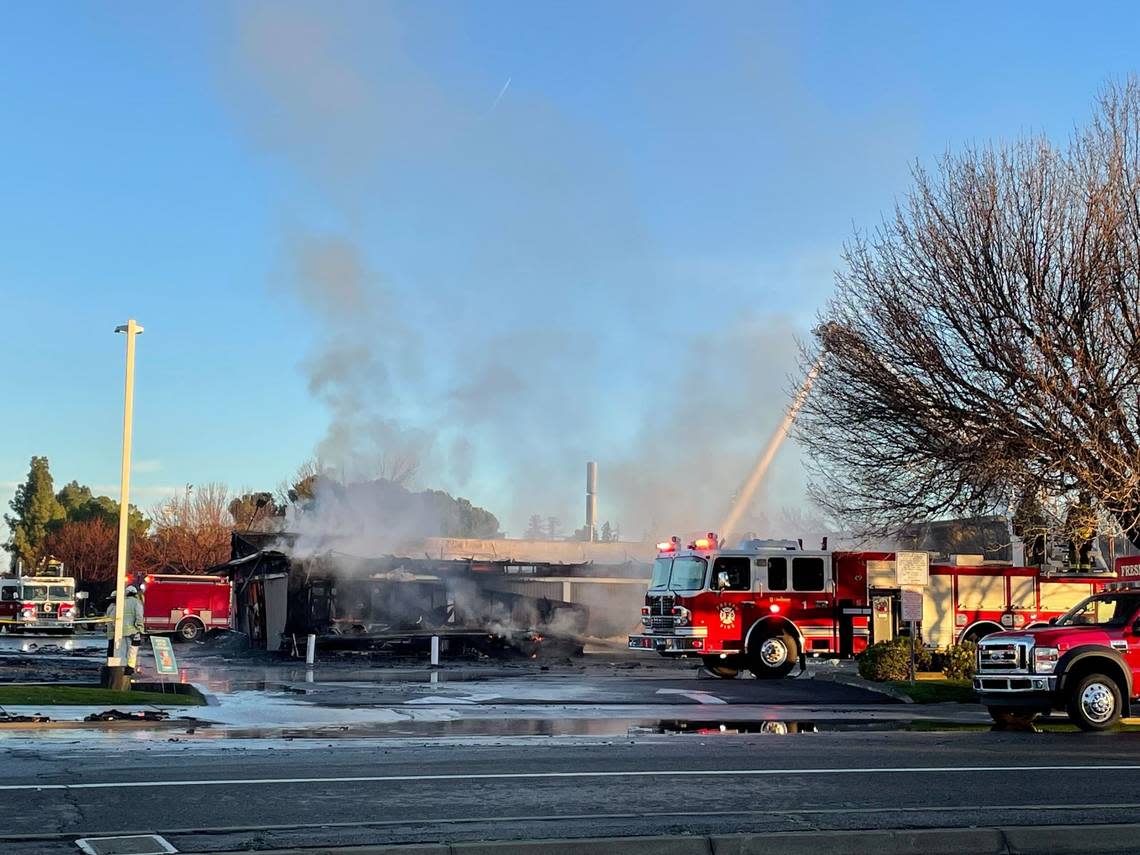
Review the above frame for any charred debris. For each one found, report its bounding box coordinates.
[212,532,650,660]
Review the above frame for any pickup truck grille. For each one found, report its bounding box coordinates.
[977,639,1030,673]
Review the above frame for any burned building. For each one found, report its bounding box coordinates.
[213,532,651,655]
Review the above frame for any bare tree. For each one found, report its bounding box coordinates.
[43,518,119,585]
[799,81,1140,547]
[135,483,234,574]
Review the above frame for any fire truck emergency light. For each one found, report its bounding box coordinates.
[656,541,675,552]
[769,604,781,613]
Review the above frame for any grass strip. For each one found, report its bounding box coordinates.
[885,679,977,704]
[0,684,204,706]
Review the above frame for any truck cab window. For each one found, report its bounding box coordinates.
[792,557,826,591]
[767,557,788,591]
[713,557,750,590]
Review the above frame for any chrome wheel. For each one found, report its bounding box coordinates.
[1081,681,1115,724]
[759,637,788,667]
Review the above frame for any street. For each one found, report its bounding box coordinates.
[2,644,1140,854]
[4,728,1140,853]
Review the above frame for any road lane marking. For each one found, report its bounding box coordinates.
[4,765,1140,791]
[8,803,1140,842]
[655,689,727,704]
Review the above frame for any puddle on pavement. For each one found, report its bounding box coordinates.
[201,717,981,740]
[192,716,1140,739]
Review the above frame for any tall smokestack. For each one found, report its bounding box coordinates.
[586,461,598,542]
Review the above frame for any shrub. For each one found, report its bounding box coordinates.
[914,642,934,672]
[941,642,977,680]
[857,637,934,681]
[858,639,911,681]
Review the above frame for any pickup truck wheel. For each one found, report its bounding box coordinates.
[175,618,205,643]
[702,657,740,679]
[749,632,798,679]
[988,707,1040,728]
[1067,673,1122,731]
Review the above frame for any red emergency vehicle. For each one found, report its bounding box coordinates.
[975,557,1140,730]
[627,534,1116,678]
[140,574,233,642]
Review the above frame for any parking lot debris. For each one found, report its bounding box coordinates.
[84,709,170,723]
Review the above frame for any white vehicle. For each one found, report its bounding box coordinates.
[12,576,77,632]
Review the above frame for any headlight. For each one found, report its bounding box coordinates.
[1033,646,1059,674]
[672,606,691,627]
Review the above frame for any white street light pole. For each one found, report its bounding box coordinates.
[105,319,143,688]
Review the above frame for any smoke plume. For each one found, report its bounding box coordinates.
[225,3,821,545]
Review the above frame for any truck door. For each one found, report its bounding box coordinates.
[791,556,834,654]
[1108,595,1140,693]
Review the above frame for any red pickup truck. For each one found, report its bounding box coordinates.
[975,570,1140,730]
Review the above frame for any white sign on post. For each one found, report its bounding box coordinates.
[895,551,930,588]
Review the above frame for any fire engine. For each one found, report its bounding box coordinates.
[138,574,234,642]
[975,559,1140,730]
[0,576,77,632]
[627,534,1116,678]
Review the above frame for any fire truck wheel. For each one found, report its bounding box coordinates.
[1067,673,1123,731]
[988,707,1040,728]
[702,657,740,679]
[748,631,798,679]
[175,618,205,643]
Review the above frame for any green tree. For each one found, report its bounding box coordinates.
[600,521,614,543]
[228,492,279,531]
[53,480,148,539]
[524,514,545,539]
[4,456,65,572]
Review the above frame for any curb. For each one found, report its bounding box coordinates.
[810,669,914,703]
[201,823,1140,855]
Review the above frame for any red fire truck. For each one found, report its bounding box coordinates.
[0,576,77,633]
[975,558,1140,730]
[627,534,1116,678]
[139,574,233,642]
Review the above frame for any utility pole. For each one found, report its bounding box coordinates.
[102,319,143,690]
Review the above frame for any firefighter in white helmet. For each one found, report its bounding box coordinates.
[106,585,146,674]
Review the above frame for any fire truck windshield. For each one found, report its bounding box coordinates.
[649,556,709,591]
[1056,592,1140,628]
[21,585,72,601]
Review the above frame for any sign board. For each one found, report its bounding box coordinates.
[150,636,179,676]
[895,551,930,588]
[901,588,924,623]
[1119,562,1140,579]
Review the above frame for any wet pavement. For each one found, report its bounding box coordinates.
[0,632,995,750]
[6,728,1140,854]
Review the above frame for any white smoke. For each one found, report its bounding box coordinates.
[224,4,824,545]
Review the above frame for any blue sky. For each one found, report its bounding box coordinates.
[3,2,1140,540]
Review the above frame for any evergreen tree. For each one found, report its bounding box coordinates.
[524,514,545,539]
[4,456,65,571]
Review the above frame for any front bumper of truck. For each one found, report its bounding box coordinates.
[973,674,1057,707]
[974,637,1057,707]
[628,628,710,655]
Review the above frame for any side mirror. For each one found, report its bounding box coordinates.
[717,571,730,590]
